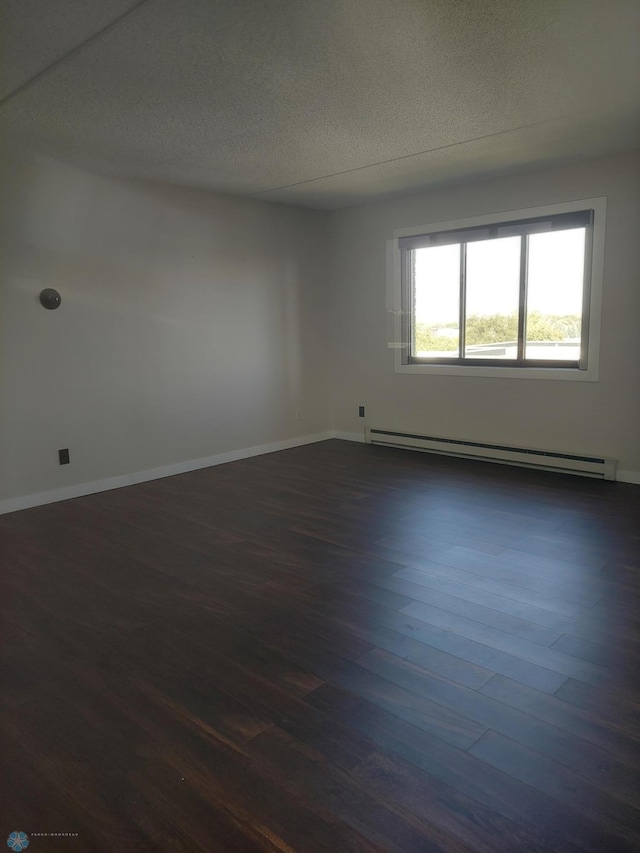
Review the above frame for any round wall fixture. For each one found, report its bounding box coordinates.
[39,288,61,310]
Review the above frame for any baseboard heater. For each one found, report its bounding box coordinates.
[365,428,617,480]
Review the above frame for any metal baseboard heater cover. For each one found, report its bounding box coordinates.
[366,428,617,480]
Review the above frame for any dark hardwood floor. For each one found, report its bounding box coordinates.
[2,439,640,852]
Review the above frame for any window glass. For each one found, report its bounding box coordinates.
[525,228,585,361]
[401,210,592,370]
[413,244,460,357]
[465,236,520,360]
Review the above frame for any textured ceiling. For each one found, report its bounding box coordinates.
[2,0,639,208]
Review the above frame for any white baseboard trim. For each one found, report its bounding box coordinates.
[0,431,333,516]
[331,430,366,443]
[4,433,636,516]
[617,470,640,485]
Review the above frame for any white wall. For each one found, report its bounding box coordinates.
[329,152,640,477]
[2,151,638,509]
[0,156,331,504]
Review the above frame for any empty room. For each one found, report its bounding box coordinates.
[1,1,640,851]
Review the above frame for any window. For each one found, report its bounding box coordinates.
[392,199,605,381]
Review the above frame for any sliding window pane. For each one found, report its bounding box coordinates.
[413,244,460,357]
[525,228,585,361]
[465,236,520,359]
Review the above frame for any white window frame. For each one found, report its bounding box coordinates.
[388,197,606,381]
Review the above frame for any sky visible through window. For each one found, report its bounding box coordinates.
[414,228,586,325]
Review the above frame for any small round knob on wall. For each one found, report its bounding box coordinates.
[39,288,61,310]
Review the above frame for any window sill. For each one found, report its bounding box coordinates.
[393,360,598,381]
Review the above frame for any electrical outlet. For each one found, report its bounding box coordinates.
[358,406,365,418]
[59,448,70,465]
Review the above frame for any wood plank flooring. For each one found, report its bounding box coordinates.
[1,438,640,851]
